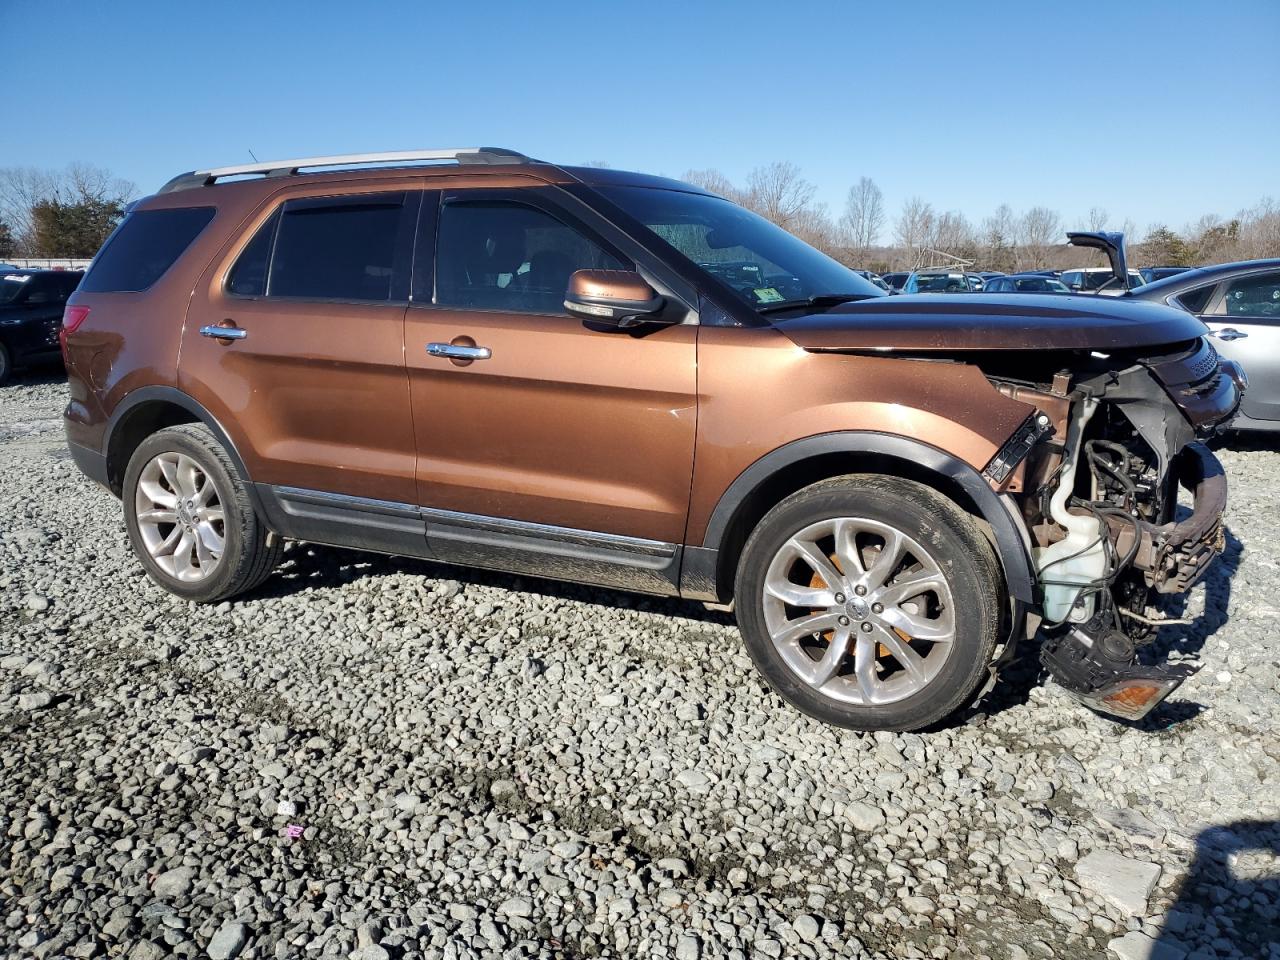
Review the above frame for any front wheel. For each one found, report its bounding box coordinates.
[122,423,282,603]
[735,475,1002,732]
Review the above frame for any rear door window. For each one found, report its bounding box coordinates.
[80,207,216,293]
[1219,271,1280,319]
[266,193,415,301]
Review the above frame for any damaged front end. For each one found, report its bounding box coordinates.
[989,336,1243,720]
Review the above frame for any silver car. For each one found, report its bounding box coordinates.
[1131,259,1280,431]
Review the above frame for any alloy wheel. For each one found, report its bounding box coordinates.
[134,451,225,582]
[761,516,955,706]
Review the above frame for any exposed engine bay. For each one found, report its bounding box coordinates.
[984,336,1244,720]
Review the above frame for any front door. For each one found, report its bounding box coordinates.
[181,184,422,505]
[404,188,697,591]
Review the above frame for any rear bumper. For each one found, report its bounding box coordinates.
[66,434,110,490]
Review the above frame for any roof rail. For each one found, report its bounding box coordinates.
[157,147,532,194]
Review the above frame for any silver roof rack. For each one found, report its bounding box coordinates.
[158,147,532,193]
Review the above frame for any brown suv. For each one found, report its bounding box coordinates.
[62,148,1243,731]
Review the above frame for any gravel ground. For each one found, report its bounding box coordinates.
[2,373,1278,960]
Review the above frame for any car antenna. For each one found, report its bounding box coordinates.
[248,148,259,162]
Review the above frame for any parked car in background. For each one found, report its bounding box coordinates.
[1061,266,1146,295]
[985,274,1072,293]
[880,271,910,293]
[0,269,84,384]
[977,271,1006,282]
[1131,259,1280,431]
[903,270,978,293]
[853,269,891,292]
[1140,266,1192,284]
[0,264,23,274]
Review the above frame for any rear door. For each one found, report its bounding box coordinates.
[1202,268,1280,422]
[181,182,422,504]
[404,186,697,591]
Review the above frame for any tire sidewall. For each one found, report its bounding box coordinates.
[735,478,1000,731]
[0,342,11,386]
[122,428,248,603]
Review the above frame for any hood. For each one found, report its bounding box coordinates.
[769,293,1209,352]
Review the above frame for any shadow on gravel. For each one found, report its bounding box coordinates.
[1155,819,1280,957]
[252,541,736,627]
[1211,430,1280,454]
[0,364,66,388]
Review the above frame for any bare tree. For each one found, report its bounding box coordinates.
[1087,206,1109,231]
[0,163,135,255]
[681,168,740,202]
[980,204,1018,272]
[742,161,816,230]
[840,176,885,257]
[1019,206,1061,269]
[894,197,934,267]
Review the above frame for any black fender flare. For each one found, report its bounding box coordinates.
[103,385,263,512]
[689,431,1036,604]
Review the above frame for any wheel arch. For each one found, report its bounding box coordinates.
[683,432,1036,605]
[104,386,257,506]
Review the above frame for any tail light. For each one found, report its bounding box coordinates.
[59,305,90,355]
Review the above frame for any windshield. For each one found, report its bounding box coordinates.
[597,186,883,310]
[0,275,30,304]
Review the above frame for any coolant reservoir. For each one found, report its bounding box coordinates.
[1034,399,1107,624]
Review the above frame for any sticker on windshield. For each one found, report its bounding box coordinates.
[753,287,785,303]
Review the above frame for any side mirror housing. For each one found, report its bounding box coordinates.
[565,269,666,328]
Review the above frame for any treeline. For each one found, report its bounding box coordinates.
[682,163,1280,273]
[0,164,135,259]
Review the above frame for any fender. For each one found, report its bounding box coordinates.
[684,431,1036,605]
[102,385,264,515]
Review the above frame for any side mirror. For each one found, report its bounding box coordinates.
[564,269,666,328]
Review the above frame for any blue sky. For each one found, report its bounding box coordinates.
[5,0,1277,239]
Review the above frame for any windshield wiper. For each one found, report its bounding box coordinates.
[756,293,876,315]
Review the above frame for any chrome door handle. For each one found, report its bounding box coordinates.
[427,342,491,361]
[1210,328,1248,342]
[200,324,248,340]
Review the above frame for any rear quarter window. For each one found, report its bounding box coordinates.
[80,207,216,293]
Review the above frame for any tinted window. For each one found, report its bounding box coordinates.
[1221,271,1280,318]
[227,210,280,297]
[1175,283,1216,315]
[80,207,215,293]
[23,275,66,305]
[268,193,407,301]
[436,200,628,314]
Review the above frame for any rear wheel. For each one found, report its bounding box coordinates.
[735,475,1002,732]
[0,343,12,386]
[123,423,282,602]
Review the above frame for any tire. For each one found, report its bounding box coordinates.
[735,474,1002,732]
[0,342,12,387]
[122,423,283,602]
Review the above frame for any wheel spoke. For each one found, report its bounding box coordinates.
[808,628,852,687]
[879,605,954,642]
[139,477,178,509]
[171,532,196,578]
[155,525,184,555]
[194,475,216,507]
[833,519,866,577]
[202,507,225,524]
[177,457,202,500]
[863,529,903,589]
[137,508,177,525]
[879,568,945,606]
[853,634,878,703]
[764,576,835,608]
[790,539,844,590]
[771,611,842,647]
[158,455,181,494]
[876,627,929,686]
[196,520,224,558]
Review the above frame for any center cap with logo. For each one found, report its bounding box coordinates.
[846,597,871,621]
